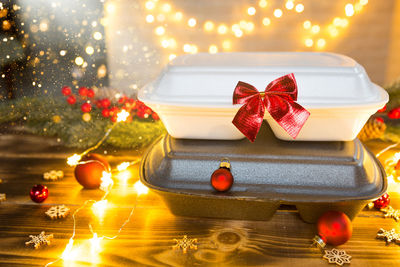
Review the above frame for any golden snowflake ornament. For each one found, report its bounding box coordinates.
[173,235,198,253]
[0,193,5,202]
[25,231,53,249]
[376,228,400,244]
[45,205,70,219]
[323,248,351,266]
[381,206,400,221]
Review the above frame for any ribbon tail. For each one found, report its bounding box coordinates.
[232,96,265,142]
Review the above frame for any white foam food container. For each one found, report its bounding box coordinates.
[138,52,388,141]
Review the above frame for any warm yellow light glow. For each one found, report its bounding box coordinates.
[60,50,67,56]
[305,38,313,47]
[295,4,304,13]
[191,45,198,54]
[345,4,354,17]
[222,40,232,50]
[85,46,94,55]
[285,1,294,10]
[232,24,240,31]
[204,21,214,31]
[75,57,84,66]
[354,3,363,12]
[262,17,271,26]
[209,45,218,54]
[117,162,130,171]
[247,7,256,16]
[360,0,368,5]
[244,22,254,32]
[161,39,170,48]
[333,17,342,27]
[106,3,116,14]
[61,238,75,260]
[168,38,176,48]
[161,3,171,12]
[117,109,130,122]
[134,181,149,196]
[273,9,283,18]
[67,154,81,166]
[239,20,247,29]
[169,54,176,61]
[92,200,108,218]
[234,29,243,37]
[188,18,196,27]
[174,12,183,21]
[146,14,154,23]
[340,18,349,27]
[155,26,165,35]
[145,1,155,10]
[100,171,113,192]
[93,32,102,40]
[317,38,326,48]
[328,26,339,37]
[311,25,320,34]
[183,44,191,53]
[217,24,228,34]
[117,170,131,184]
[303,20,311,29]
[259,0,268,8]
[90,233,102,254]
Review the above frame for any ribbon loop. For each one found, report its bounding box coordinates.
[232,73,310,142]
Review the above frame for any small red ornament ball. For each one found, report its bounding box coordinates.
[388,107,400,119]
[87,88,95,98]
[30,184,49,203]
[211,167,234,192]
[81,102,92,113]
[61,86,72,96]
[373,193,390,209]
[317,211,352,246]
[67,95,76,105]
[78,87,88,96]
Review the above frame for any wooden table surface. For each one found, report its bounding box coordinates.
[1,131,400,267]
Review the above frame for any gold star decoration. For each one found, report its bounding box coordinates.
[381,206,400,221]
[376,228,400,244]
[25,231,54,249]
[323,248,351,266]
[172,235,198,253]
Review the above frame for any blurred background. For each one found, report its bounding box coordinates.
[0,0,399,99]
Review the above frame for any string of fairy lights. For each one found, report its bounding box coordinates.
[104,0,369,62]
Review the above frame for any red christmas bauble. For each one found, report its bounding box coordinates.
[87,88,95,98]
[67,95,76,105]
[373,193,390,209]
[211,167,234,192]
[30,184,49,203]
[81,102,92,113]
[317,211,352,246]
[388,107,400,119]
[61,86,72,96]
[78,87,88,96]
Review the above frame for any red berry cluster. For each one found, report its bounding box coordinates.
[61,86,159,122]
[380,104,400,120]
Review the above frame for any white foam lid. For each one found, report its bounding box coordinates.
[139,52,388,108]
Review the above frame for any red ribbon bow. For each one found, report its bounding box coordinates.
[232,73,310,142]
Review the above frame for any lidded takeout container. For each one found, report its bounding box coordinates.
[138,52,388,141]
[139,124,387,223]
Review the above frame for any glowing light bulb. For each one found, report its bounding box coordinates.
[209,45,218,54]
[247,7,256,15]
[145,1,155,10]
[75,57,84,66]
[262,17,271,26]
[146,14,154,23]
[345,4,354,17]
[155,26,165,36]
[234,29,243,37]
[311,25,320,34]
[161,39,169,48]
[204,21,214,31]
[93,32,102,40]
[67,154,81,166]
[295,4,304,13]
[100,171,113,192]
[317,38,326,49]
[259,0,268,8]
[174,12,183,21]
[360,0,368,5]
[333,17,341,27]
[217,24,228,34]
[188,18,196,27]
[90,233,102,254]
[183,44,192,53]
[92,200,108,218]
[117,162,130,171]
[59,50,67,56]
[162,3,171,12]
[106,3,115,14]
[85,46,94,55]
[222,40,232,50]
[117,109,130,122]
[285,1,294,10]
[245,22,254,32]
[169,54,176,61]
[191,45,198,54]
[274,9,283,18]
[340,18,349,27]
[305,38,313,47]
[134,181,149,196]
[62,238,75,260]
[328,26,339,37]
[303,20,311,29]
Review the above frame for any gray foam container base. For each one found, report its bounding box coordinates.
[140,124,386,223]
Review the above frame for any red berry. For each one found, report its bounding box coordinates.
[374,193,390,209]
[388,107,400,119]
[61,86,72,96]
[151,112,160,120]
[102,108,110,117]
[78,87,88,97]
[109,106,119,116]
[211,167,233,192]
[118,96,127,104]
[101,98,111,109]
[67,95,76,105]
[95,100,102,108]
[81,102,92,113]
[377,105,387,113]
[375,117,384,124]
[110,115,117,123]
[87,88,95,98]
